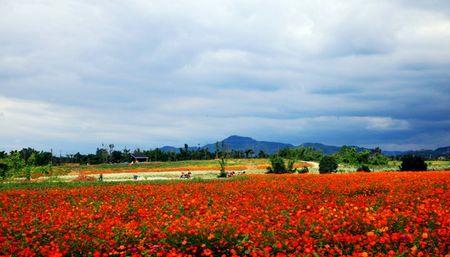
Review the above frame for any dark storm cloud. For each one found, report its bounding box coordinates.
[0,0,450,152]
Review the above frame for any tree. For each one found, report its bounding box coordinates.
[336,146,358,164]
[357,164,371,172]
[267,155,287,174]
[368,152,389,165]
[278,147,323,161]
[286,158,298,173]
[96,147,109,164]
[8,151,25,176]
[35,151,52,166]
[400,155,427,171]
[24,165,31,181]
[0,163,8,180]
[319,156,338,174]
[214,142,220,159]
[108,144,115,162]
[245,149,254,158]
[218,157,227,178]
[257,150,268,158]
[27,153,37,166]
[111,151,124,163]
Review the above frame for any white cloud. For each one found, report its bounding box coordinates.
[0,0,449,151]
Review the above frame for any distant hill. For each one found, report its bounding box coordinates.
[435,146,450,156]
[159,135,292,154]
[400,146,450,159]
[202,135,293,154]
[159,146,181,152]
[157,135,450,157]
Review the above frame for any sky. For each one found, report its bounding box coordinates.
[1,0,450,154]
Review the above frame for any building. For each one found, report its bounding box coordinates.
[130,153,149,163]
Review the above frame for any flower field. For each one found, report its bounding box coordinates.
[1,172,449,256]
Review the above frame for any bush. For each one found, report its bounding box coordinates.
[0,163,8,180]
[267,155,287,174]
[287,159,297,173]
[399,155,427,171]
[357,165,371,172]
[24,166,31,181]
[298,167,309,174]
[217,157,227,178]
[319,156,338,174]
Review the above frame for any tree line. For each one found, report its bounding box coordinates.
[1,142,432,179]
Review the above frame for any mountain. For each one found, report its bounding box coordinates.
[400,146,450,159]
[203,135,293,154]
[157,135,450,157]
[435,146,450,156]
[159,146,182,152]
[159,135,292,154]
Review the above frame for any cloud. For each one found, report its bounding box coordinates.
[0,0,449,152]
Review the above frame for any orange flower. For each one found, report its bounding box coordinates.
[0,171,448,256]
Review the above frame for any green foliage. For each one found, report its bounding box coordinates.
[334,146,389,166]
[27,153,37,166]
[244,149,254,158]
[7,152,25,175]
[400,155,427,171]
[278,147,323,161]
[266,155,298,174]
[367,152,389,165]
[319,156,338,174]
[336,146,359,164]
[298,167,309,174]
[218,157,227,178]
[0,163,8,180]
[34,165,51,175]
[287,158,297,173]
[267,155,287,174]
[257,150,268,158]
[0,152,25,179]
[24,166,31,181]
[357,165,371,172]
[18,148,51,166]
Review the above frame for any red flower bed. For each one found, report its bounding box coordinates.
[1,172,449,256]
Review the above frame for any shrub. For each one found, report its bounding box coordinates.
[267,155,287,174]
[287,158,297,173]
[217,157,227,178]
[298,167,309,174]
[319,156,338,174]
[24,166,31,181]
[357,165,371,172]
[0,163,8,180]
[399,155,427,171]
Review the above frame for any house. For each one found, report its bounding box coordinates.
[130,153,149,163]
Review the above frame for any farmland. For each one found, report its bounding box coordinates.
[1,172,449,256]
[22,159,450,182]
[25,159,316,182]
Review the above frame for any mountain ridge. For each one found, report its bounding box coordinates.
[157,135,450,157]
